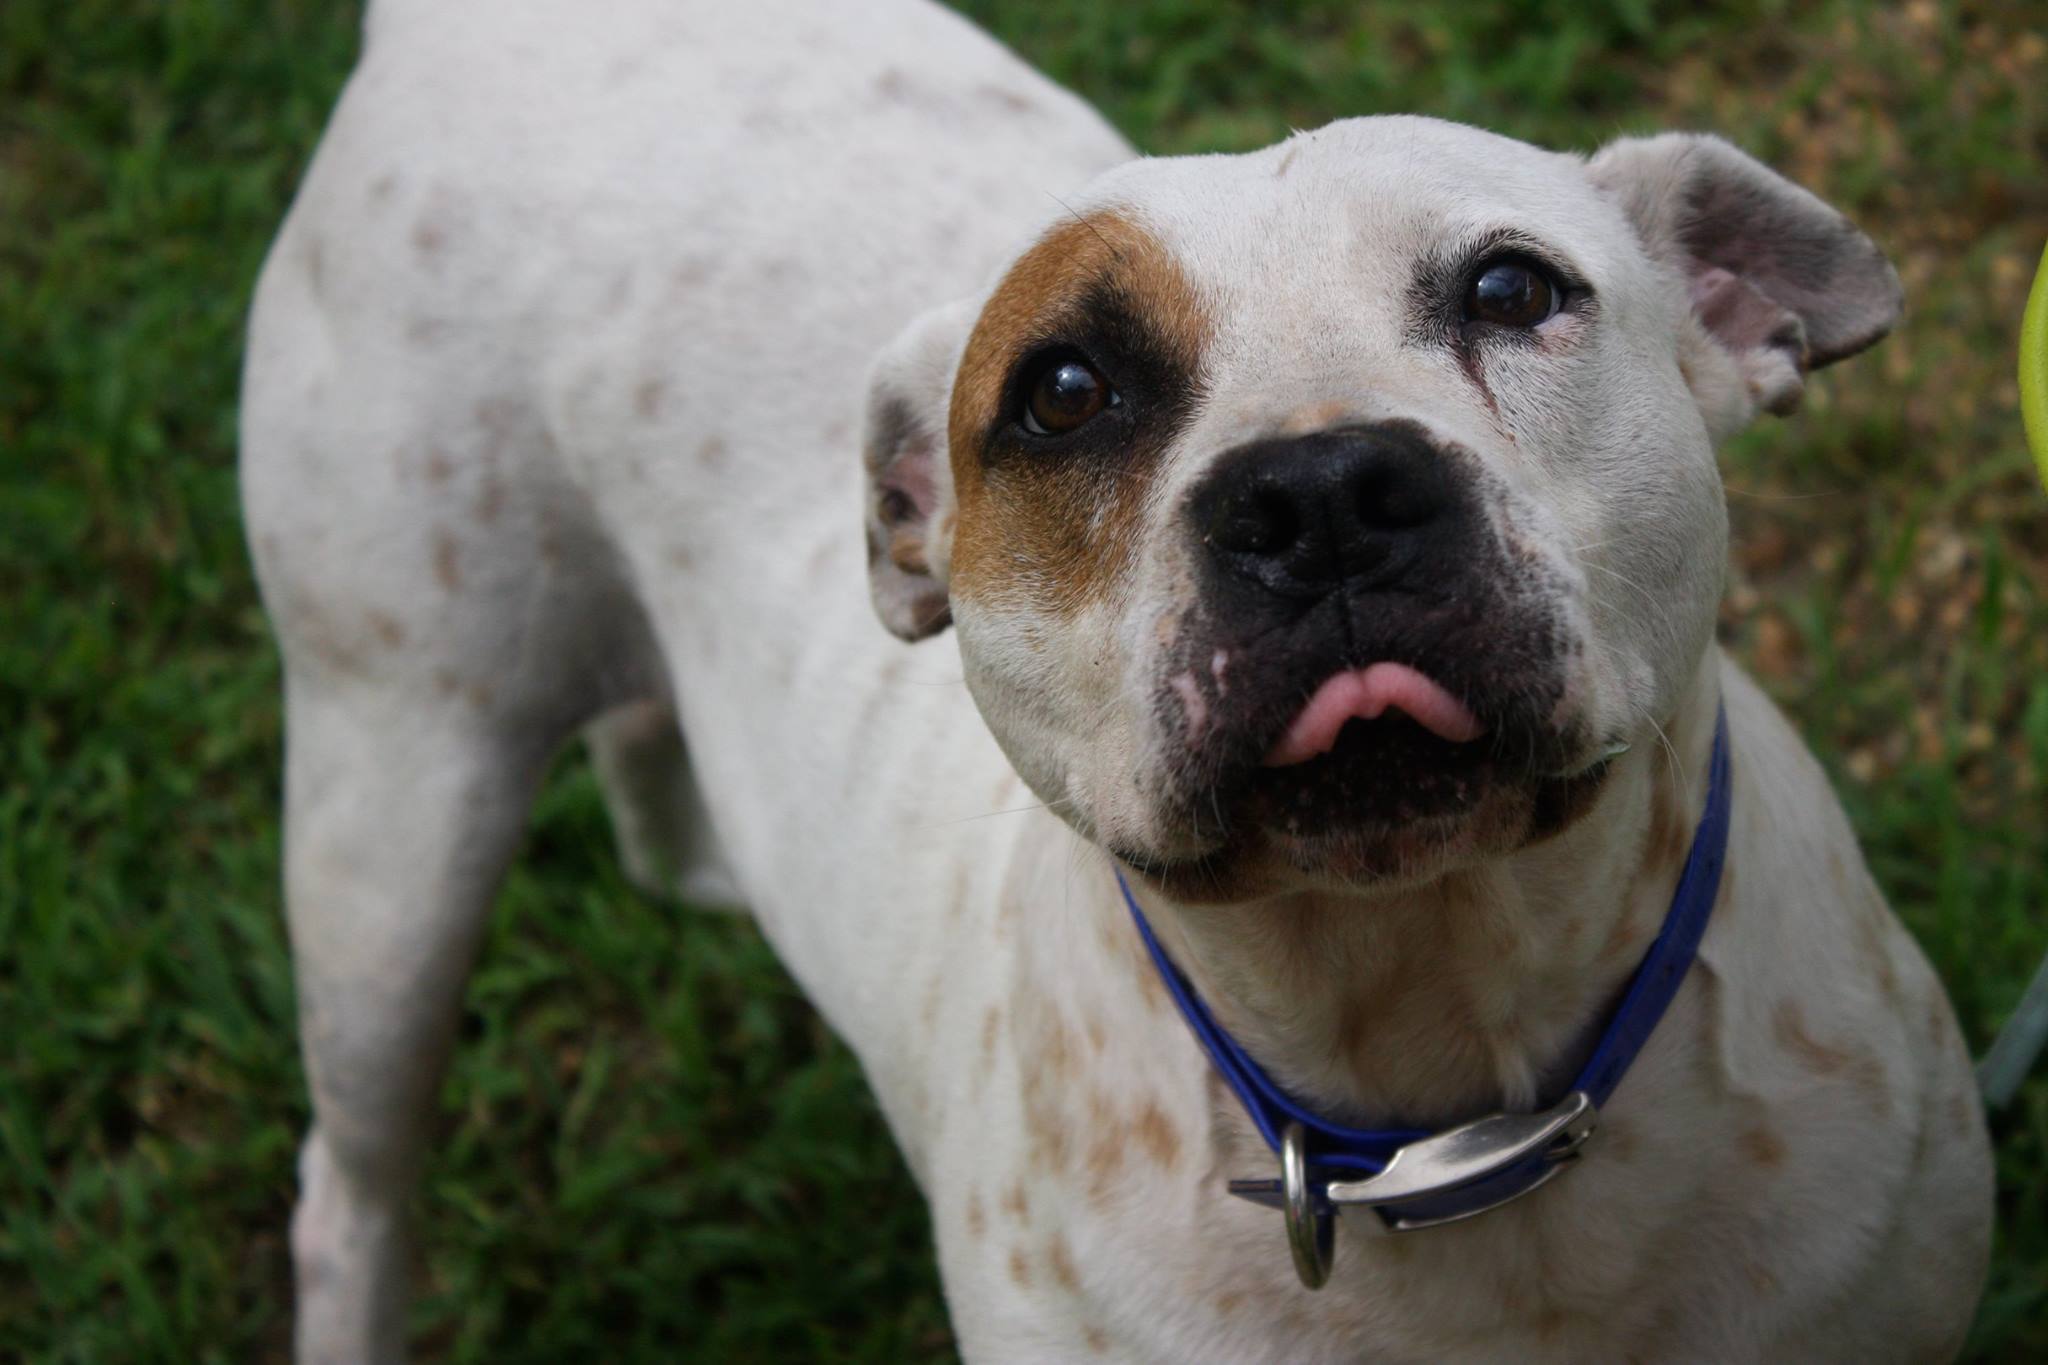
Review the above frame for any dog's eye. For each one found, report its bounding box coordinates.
[1463,259,1559,328]
[1020,353,1115,435]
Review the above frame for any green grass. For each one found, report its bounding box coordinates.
[2,0,2043,1358]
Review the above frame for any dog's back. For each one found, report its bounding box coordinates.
[239,4,1126,1356]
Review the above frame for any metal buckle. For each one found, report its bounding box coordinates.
[1227,1091,1598,1289]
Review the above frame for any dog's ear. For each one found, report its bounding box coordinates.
[862,298,976,641]
[1588,132,1902,435]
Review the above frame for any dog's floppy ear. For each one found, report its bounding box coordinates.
[862,298,976,641]
[1588,132,1902,434]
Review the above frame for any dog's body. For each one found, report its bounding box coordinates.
[243,1,1993,1360]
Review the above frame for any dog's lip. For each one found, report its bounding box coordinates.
[1260,663,1485,767]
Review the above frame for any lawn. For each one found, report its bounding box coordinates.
[2,0,2043,1358]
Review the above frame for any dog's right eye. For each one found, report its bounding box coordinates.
[1462,258,1560,329]
[1020,352,1116,436]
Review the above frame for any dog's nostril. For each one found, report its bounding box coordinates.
[1209,487,1298,557]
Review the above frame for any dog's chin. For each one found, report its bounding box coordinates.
[1121,716,1613,904]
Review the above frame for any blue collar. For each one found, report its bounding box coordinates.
[1114,704,1731,1286]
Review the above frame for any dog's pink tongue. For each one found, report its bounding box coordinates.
[1262,663,1484,767]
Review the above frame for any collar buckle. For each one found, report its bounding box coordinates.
[1227,1090,1598,1287]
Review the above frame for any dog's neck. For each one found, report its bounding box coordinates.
[1114,673,1724,1132]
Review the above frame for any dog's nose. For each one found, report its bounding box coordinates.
[1189,423,1461,600]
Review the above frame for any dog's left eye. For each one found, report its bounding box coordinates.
[1020,352,1116,436]
[1463,259,1560,328]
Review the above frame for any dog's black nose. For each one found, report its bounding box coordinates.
[1189,423,1463,601]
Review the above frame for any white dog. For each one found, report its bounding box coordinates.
[241,0,1994,1359]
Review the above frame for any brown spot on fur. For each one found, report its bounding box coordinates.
[1047,1235,1080,1292]
[1041,1013,1077,1080]
[977,82,1036,113]
[697,435,728,470]
[948,211,1208,615]
[1083,1117,1126,1203]
[1275,144,1301,178]
[1083,1325,1109,1353]
[981,1006,1001,1068]
[1276,398,1353,435]
[1737,1124,1786,1170]
[1644,755,1693,879]
[1773,999,1848,1073]
[1001,1180,1030,1224]
[432,531,461,590]
[965,1189,986,1239]
[634,378,666,420]
[1745,1261,1781,1296]
[1215,1289,1245,1317]
[667,544,694,570]
[1774,999,1890,1115]
[423,449,453,484]
[475,471,505,525]
[1133,1100,1181,1169]
[412,218,446,255]
[365,610,406,648]
[1599,1116,1638,1163]
[1008,1248,1031,1287]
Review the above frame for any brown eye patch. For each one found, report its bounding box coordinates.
[948,211,1209,615]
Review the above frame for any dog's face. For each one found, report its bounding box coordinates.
[865,118,1898,900]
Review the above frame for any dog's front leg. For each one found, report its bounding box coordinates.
[282,681,547,1364]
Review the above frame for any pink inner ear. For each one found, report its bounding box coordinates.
[877,437,938,527]
[1690,265,1806,360]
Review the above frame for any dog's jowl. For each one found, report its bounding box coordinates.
[243,0,1992,1359]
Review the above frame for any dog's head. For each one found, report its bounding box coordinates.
[863,118,1897,900]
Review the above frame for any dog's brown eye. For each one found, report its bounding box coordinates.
[1464,260,1558,328]
[1021,355,1113,435]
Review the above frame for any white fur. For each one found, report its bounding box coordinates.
[243,3,1991,1361]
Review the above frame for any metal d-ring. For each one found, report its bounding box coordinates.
[1280,1120,1335,1289]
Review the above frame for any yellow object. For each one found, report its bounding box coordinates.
[2025,242,2048,492]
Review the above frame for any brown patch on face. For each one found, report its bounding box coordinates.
[432,530,461,590]
[1274,398,1353,436]
[1008,1248,1031,1287]
[1046,1235,1080,1292]
[1002,1180,1031,1225]
[964,1188,986,1240]
[1736,1124,1786,1170]
[947,210,1208,615]
[423,448,453,484]
[1083,1325,1110,1353]
[1215,1289,1245,1317]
